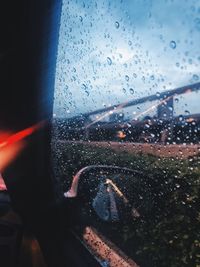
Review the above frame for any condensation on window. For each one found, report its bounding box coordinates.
[52,1,200,267]
[54,0,200,119]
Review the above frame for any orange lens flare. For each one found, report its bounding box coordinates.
[0,122,43,149]
[117,131,126,139]
[0,121,44,172]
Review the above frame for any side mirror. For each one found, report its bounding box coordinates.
[64,165,144,223]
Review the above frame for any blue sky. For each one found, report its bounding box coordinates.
[54,0,200,119]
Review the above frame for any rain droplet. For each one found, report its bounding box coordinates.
[194,17,200,31]
[184,110,190,115]
[122,88,126,93]
[169,40,176,49]
[107,57,112,65]
[129,88,134,94]
[115,21,120,29]
[193,74,199,81]
[179,115,184,121]
[156,92,160,97]
[175,98,179,103]
[81,84,87,90]
[85,90,89,96]
[125,75,129,81]
[188,58,193,64]
[150,75,155,80]
[133,73,137,78]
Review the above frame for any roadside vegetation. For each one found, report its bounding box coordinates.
[52,140,200,267]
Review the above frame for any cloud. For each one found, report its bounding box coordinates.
[54,0,200,118]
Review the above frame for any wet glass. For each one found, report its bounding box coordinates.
[52,0,200,266]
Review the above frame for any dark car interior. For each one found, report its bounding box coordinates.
[1,1,199,267]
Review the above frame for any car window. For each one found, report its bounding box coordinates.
[52,0,200,266]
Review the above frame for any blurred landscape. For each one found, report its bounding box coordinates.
[52,140,200,267]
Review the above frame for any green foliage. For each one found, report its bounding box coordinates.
[52,141,200,267]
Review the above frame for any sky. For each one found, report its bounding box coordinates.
[53,0,200,119]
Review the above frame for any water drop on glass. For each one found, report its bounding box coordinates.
[194,18,200,31]
[156,92,160,97]
[184,110,190,115]
[125,75,129,81]
[85,90,89,96]
[170,40,176,49]
[193,74,199,81]
[129,88,134,94]
[107,57,112,65]
[115,21,120,29]
[179,115,184,121]
[82,84,87,90]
